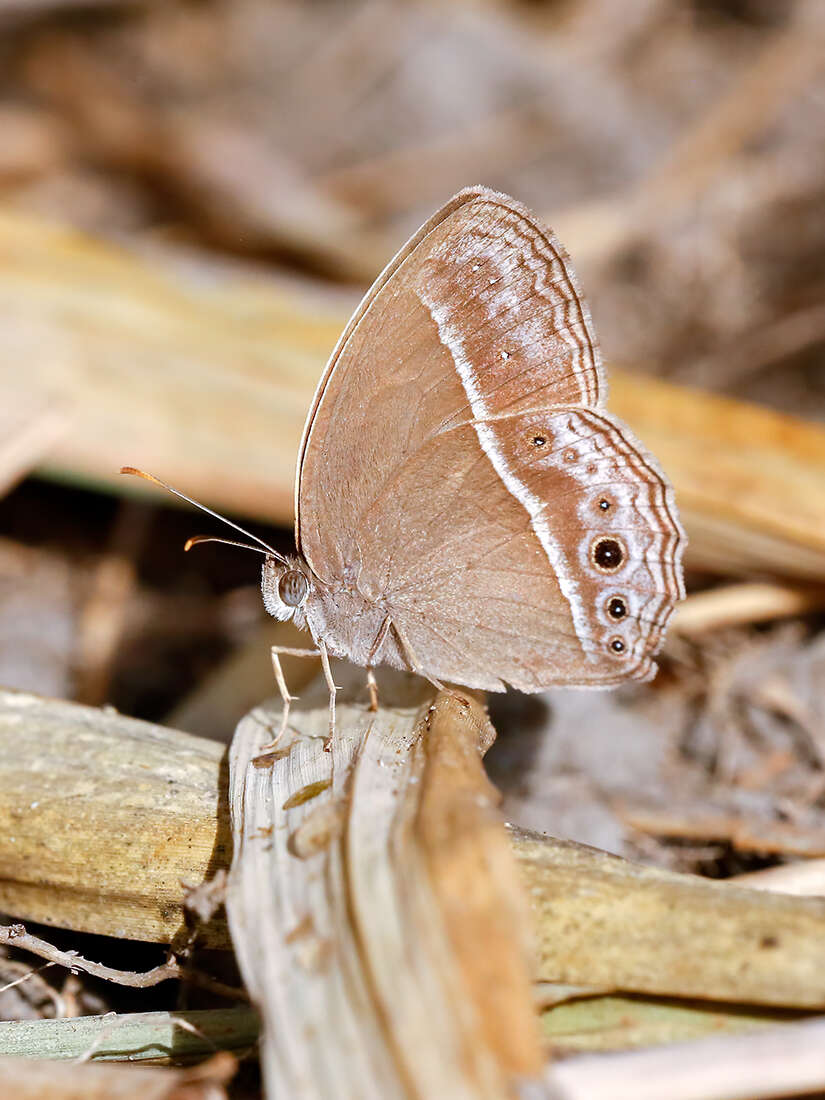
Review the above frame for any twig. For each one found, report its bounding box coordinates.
[0,922,181,987]
[2,956,72,1018]
[0,923,244,999]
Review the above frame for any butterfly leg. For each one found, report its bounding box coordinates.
[261,645,321,750]
[365,614,392,712]
[390,619,444,693]
[318,639,338,752]
[366,669,379,712]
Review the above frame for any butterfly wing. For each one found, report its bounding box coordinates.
[296,187,684,689]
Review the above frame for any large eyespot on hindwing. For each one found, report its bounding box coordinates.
[591,536,626,573]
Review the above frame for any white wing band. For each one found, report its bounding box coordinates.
[419,289,595,662]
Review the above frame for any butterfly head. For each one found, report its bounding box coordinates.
[262,556,311,625]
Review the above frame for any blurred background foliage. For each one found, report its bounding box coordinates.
[0,0,822,409]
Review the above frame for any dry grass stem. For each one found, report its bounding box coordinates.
[0,687,230,947]
[672,582,825,636]
[547,1015,825,1100]
[516,828,825,1009]
[0,396,66,497]
[0,1050,235,1100]
[0,1009,256,1064]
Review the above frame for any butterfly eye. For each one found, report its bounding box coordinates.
[607,596,627,620]
[609,637,626,654]
[278,569,309,607]
[592,537,625,571]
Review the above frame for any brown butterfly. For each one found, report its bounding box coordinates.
[125,187,685,743]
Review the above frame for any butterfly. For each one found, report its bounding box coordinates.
[125,187,685,744]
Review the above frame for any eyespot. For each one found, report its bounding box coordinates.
[532,435,547,447]
[592,536,625,572]
[609,637,626,654]
[607,596,627,621]
[278,569,308,607]
[563,448,577,463]
[598,498,611,511]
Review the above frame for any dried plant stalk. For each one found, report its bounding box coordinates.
[0,688,230,948]
[541,992,804,1055]
[0,1009,257,1064]
[610,372,825,579]
[0,207,340,522]
[0,393,66,497]
[415,691,541,1076]
[516,827,825,1009]
[0,1052,235,1100]
[547,1015,825,1100]
[672,581,825,635]
[225,669,542,1100]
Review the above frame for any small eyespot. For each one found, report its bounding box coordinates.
[532,435,547,447]
[501,349,511,360]
[598,498,611,511]
[592,537,625,571]
[607,596,627,620]
[609,637,626,654]
[563,448,577,463]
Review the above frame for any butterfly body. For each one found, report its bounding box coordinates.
[262,556,402,669]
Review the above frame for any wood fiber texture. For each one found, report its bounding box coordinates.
[0,688,230,948]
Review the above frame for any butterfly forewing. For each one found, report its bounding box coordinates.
[296,187,684,690]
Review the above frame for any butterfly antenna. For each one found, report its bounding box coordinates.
[184,534,268,556]
[120,467,288,564]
